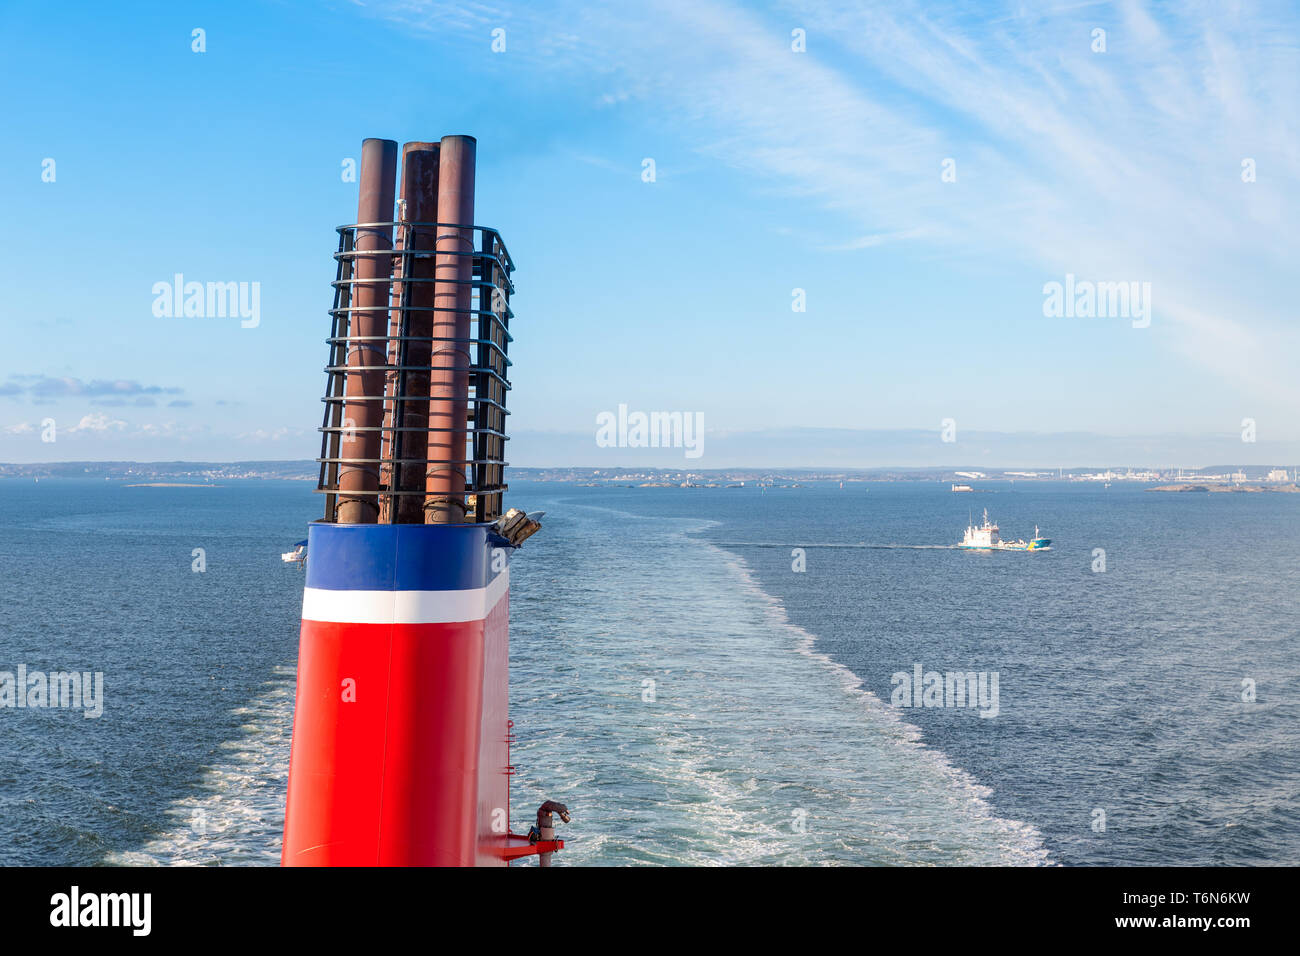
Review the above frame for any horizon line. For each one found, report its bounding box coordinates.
[3,459,1296,473]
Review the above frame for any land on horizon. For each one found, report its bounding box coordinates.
[3,460,1296,486]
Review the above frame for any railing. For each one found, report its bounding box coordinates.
[316,220,515,524]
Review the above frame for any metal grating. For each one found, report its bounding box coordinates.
[316,220,515,524]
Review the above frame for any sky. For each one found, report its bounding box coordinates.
[1,0,1297,467]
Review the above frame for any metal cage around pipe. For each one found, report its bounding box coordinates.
[316,220,516,524]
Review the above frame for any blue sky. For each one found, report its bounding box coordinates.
[1,0,1296,465]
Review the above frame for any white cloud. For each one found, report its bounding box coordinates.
[370,0,1300,417]
[68,413,127,433]
[609,1,1298,405]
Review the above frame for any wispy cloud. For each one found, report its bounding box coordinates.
[0,415,208,440]
[732,0,1300,399]
[2,376,185,401]
[371,0,1299,410]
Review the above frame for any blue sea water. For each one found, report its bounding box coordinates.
[0,477,1295,865]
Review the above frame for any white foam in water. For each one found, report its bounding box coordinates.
[710,542,1050,864]
[113,499,1049,866]
[508,502,1051,866]
[106,667,293,866]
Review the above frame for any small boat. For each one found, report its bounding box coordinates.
[282,540,308,564]
[951,483,974,492]
[959,509,1051,551]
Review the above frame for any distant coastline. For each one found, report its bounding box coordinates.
[123,482,224,488]
[1148,483,1300,494]
[2,460,1297,487]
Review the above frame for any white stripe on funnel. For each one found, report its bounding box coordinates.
[301,568,509,625]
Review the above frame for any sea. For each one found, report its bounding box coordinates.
[0,477,1296,866]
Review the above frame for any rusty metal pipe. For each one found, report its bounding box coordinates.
[392,142,440,524]
[425,135,476,524]
[336,137,398,524]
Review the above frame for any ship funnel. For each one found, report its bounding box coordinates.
[283,137,553,868]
